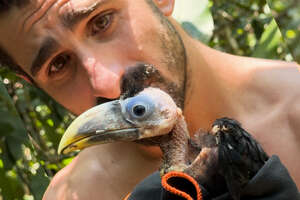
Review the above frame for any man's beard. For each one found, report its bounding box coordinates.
[97,10,187,109]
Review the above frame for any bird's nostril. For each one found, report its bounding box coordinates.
[133,105,146,117]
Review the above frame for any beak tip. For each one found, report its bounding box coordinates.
[57,100,139,155]
[57,144,65,155]
[57,135,73,155]
[58,145,74,155]
[58,138,77,155]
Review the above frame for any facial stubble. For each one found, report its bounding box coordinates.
[96,2,187,109]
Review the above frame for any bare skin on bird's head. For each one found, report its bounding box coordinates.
[58,87,182,155]
[57,86,198,180]
[58,86,192,179]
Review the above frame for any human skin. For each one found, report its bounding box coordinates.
[0,0,299,199]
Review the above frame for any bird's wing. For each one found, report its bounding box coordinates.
[212,117,269,200]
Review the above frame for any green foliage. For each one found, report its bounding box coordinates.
[267,0,300,63]
[209,0,291,60]
[0,76,30,200]
[173,0,214,43]
[252,19,283,58]
[0,1,297,199]
[0,69,74,199]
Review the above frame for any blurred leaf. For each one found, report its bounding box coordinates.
[267,0,300,63]
[173,0,214,43]
[286,29,296,39]
[0,121,14,138]
[0,142,14,170]
[252,19,282,59]
[0,80,29,159]
[62,157,74,166]
[0,168,24,200]
[0,77,51,199]
[29,168,49,200]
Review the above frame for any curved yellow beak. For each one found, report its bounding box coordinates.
[58,100,141,154]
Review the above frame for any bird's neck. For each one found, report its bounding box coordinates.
[159,115,190,174]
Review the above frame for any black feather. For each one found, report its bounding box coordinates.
[212,118,269,200]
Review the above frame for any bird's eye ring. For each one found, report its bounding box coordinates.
[132,104,146,117]
[123,95,155,121]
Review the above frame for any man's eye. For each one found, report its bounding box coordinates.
[48,53,71,77]
[89,11,114,36]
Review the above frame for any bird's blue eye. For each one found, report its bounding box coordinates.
[123,95,155,120]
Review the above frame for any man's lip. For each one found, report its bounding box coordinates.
[60,128,140,154]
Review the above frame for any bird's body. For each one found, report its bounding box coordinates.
[145,111,269,199]
[58,87,268,200]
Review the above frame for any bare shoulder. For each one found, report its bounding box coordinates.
[253,59,300,105]
[245,58,300,123]
[235,57,300,187]
[237,56,300,89]
[228,55,300,132]
[43,147,120,200]
[233,56,299,101]
[252,59,300,89]
[43,143,161,200]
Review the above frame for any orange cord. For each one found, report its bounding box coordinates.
[123,193,131,200]
[161,171,203,200]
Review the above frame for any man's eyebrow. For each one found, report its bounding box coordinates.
[31,37,60,76]
[60,0,110,30]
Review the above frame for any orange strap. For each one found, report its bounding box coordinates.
[123,193,131,200]
[161,171,203,200]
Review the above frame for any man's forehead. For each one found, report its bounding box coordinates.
[22,0,108,32]
[0,0,114,75]
[0,3,40,72]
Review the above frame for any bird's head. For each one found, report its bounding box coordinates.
[58,87,181,154]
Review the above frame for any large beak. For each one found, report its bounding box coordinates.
[58,100,140,154]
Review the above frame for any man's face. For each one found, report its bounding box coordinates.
[0,0,186,115]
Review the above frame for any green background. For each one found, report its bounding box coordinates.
[0,0,299,199]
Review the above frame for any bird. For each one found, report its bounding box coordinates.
[58,85,268,200]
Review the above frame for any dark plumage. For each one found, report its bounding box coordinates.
[184,118,269,199]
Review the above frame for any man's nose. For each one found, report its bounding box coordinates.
[82,57,123,99]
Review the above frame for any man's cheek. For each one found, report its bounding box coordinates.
[115,15,162,59]
[44,82,94,115]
